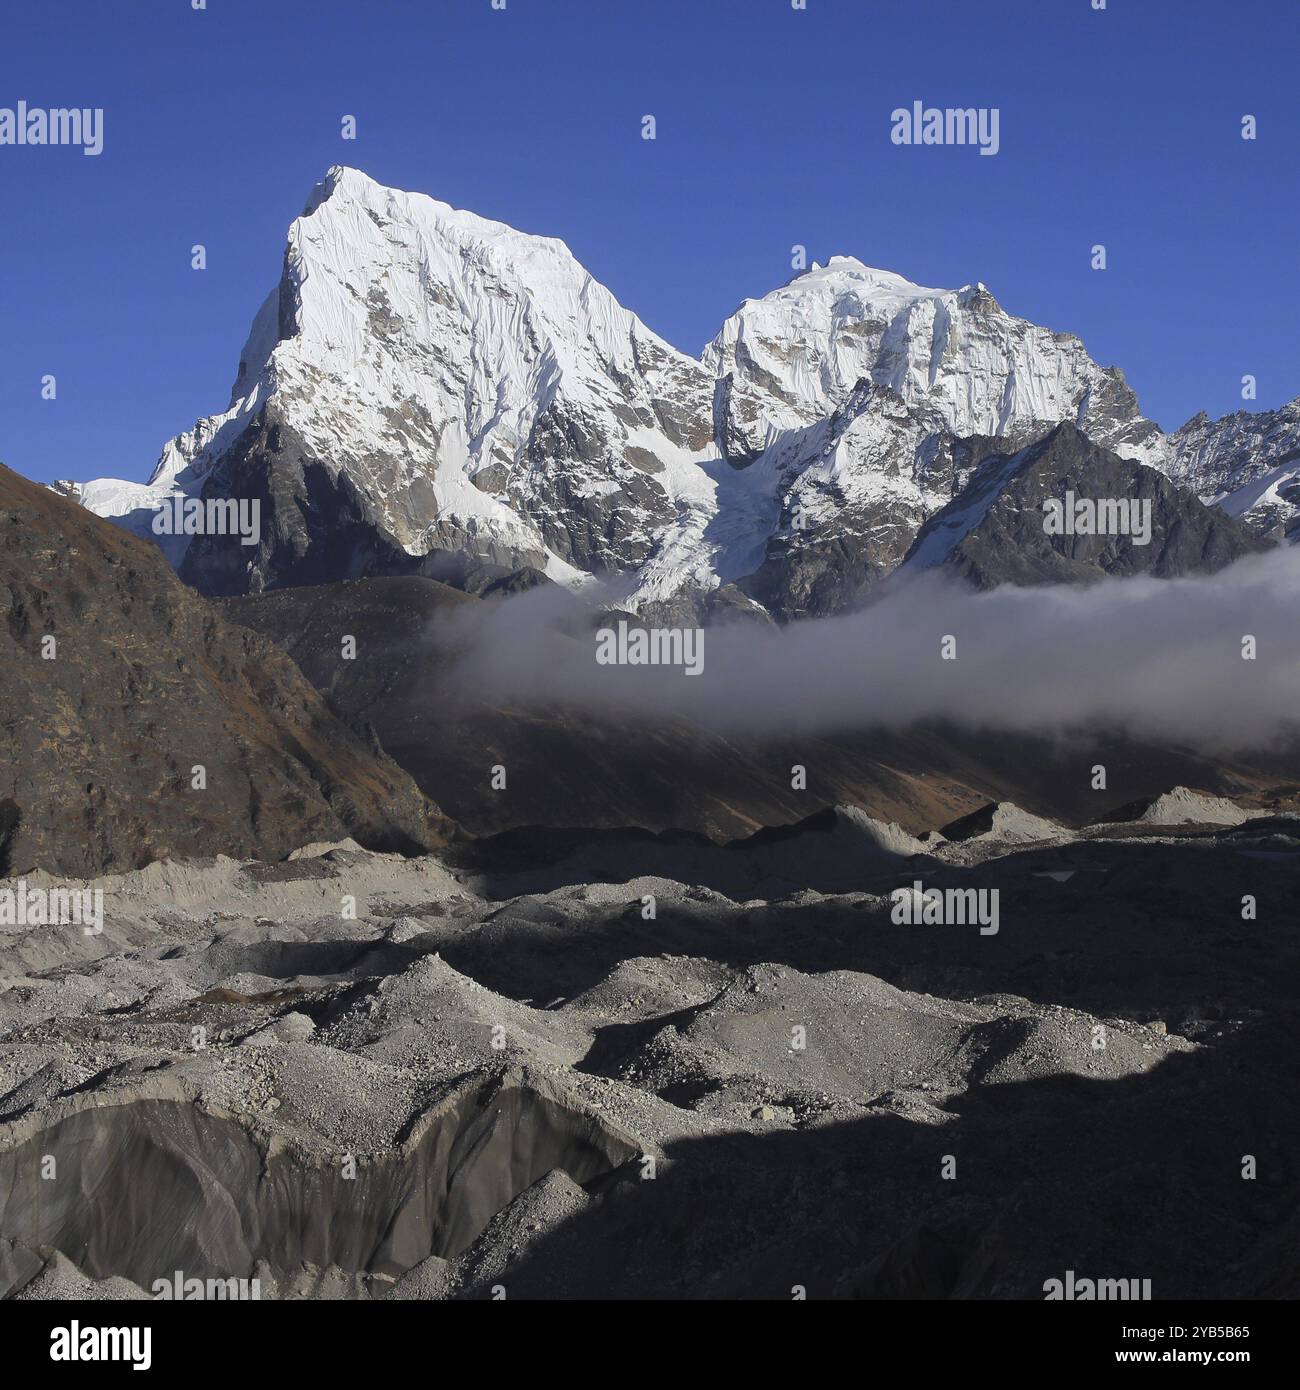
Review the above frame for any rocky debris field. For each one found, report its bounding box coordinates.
[2,799,1299,1299]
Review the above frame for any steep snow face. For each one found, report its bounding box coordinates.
[1168,397,1300,541]
[263,168,719,575]
[703,257,1167,467]
[83,167,720,582]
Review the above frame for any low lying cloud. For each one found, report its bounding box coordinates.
[433,548,1300,753]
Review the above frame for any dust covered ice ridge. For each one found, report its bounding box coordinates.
[5,799,1300,1300]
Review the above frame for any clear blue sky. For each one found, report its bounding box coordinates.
[3,0,1298,486]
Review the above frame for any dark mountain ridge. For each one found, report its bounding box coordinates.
[0,463,449,877]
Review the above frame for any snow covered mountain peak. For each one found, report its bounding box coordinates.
[275,162,708,472]
[704,254,1163,467]
[730,257,950,333]
[64,167,1295,613]
[303,163,582,272]
[94,164,719,581]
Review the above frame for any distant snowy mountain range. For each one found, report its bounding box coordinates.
[59,167,1300,618]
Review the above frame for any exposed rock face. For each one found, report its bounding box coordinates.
[0,463,447,876]
[177,404,424,597]
[735,396,1052,618]
[1168,396,1300,542]
[65,168,1283,621]
[898,422,1270,587]
[170,403,558,599]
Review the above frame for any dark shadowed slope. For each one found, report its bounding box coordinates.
[0,463,449,876]
[217,575,1300,840]
[900,422,1270,588]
